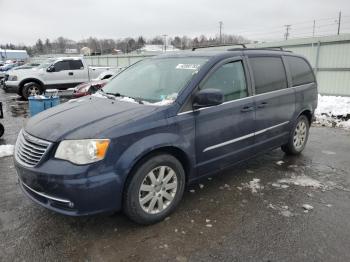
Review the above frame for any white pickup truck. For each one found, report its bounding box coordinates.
[4,57,113,99]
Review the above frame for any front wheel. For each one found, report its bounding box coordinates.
[123,154,185,225]
[22,83,43,100]
[282,115,310,155]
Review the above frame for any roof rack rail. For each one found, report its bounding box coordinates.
[227,47,292,52]
[192,43,247,51]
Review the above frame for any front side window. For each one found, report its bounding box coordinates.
[103,57,208,104]
[54,61,70,72]
[249,56,287,94]
[200,61,248,102]
[286,56,315,86]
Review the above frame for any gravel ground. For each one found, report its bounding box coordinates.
[1,89,350,262]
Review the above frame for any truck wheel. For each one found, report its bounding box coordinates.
[123,154,185,225]
[281,115,310,155]
[22,83,43,100]
[0,123,4,138]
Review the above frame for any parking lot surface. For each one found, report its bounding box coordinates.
[1,89,350,262]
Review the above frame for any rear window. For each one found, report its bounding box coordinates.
[249,56,287,94]
[286,56,315,86]
[69,60,84,70]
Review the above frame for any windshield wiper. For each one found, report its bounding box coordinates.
[100,89,144,104]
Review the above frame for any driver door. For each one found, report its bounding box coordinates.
[195,58,256,175]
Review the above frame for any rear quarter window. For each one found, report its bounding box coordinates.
[249,56,288,94]
[285,56,315,86]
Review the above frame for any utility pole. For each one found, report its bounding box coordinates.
[219,21,223,44]
[284,25,291,40]
[312,20,316,37]
[337,11,342,35]
[162,34,167,52]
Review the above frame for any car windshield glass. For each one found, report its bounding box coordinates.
[102,57,208,104]
[37,59,56,69]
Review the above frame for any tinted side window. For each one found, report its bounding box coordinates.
[54,61,70,71]
[200,61,248,102]
[286,56,315,86]
[249,56,287,94]
[69,60,84,70]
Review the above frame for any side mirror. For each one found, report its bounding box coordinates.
[46,65,55,72]
[193,88,224,109]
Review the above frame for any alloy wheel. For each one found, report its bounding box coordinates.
[139,166,178,214]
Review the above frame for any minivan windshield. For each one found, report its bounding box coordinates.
[102,57,208,104]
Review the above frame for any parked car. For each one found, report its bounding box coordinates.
[14,49,317,224]
[1,63,41,89]
[4,57,113,99]
[72,70,118,98]
[0,62,19,78]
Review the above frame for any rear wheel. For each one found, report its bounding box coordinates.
[123,154,185,224]
[22,83,43,100]
[282,115,310,155]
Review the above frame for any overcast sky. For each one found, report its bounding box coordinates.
[1,0,350,45]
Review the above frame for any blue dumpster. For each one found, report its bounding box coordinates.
[28,96,60,117]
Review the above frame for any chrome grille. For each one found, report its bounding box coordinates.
[15,130,51,167]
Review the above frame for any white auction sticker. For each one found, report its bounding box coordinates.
[176,64,201,70]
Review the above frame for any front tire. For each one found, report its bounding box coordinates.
[123,154,185,225]
[282,115,310,155]
[22,83,43,100]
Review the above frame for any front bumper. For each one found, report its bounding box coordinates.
[15,159,124,216]
[3,80,20,92]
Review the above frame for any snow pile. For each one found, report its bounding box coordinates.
[0,145,14,158]
[315,95,350,129]
[242,178,263,194]
[277,175,324,189]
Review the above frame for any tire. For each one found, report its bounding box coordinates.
[123,154,186,225]
[21,83,43,100]
[281,115,310,155]
[0,123,4,138]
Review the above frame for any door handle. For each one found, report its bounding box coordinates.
[68,72,74,76]
[241,106,255,112]
[257,102,268,108]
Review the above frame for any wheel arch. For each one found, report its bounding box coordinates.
[18,78,44,95]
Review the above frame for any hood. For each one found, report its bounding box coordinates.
[25,96,164,141]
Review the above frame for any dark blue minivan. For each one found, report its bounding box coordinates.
[14,49,317,224]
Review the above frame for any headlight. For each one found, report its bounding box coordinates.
[55,139,110,165]
[8,75,17,81]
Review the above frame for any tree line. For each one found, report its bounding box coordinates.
[0,34,249,56]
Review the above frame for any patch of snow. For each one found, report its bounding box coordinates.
[0,145,14,158]
[189,189,195,193]
[206,224,213,228]
[326,204,333,208]
[302,204,314,210]
[280,210,293,217]
[246,169,254,174]
[242,178,263,194]
[321,150,336,155]
[278,175,324,189]
[205,219,211,223]
[315,95,350,129]
[276,160,284,166]
[199,184,204,189]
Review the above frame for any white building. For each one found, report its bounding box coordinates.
[0,49,29,61]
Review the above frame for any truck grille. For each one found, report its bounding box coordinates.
[15,130,51,167]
